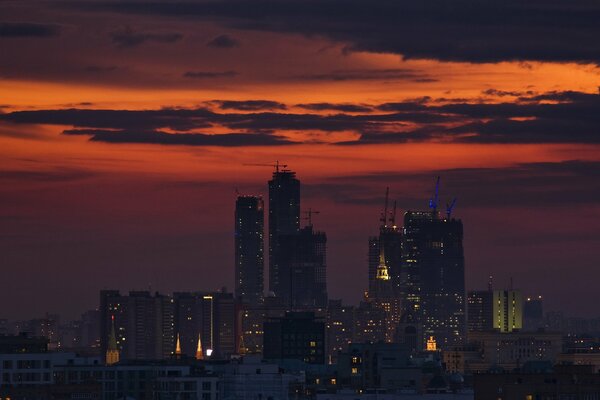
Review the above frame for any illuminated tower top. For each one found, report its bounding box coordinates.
[375,241,390,281]
[175,333,182,356]
[106,315,120,365]
[195,333,203,360]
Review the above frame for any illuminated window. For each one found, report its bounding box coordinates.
[310,341,316,347]
[351,367,359,375]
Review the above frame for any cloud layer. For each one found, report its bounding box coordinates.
[2,90,599,145]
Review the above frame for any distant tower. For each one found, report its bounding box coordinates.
[235,195,265,305]
[195,333,204,360]
[268,168,300,301]
[371,241,400,342]
[105,315,120,365]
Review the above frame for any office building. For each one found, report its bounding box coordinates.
[235,195,264,305]
[523,295,544,331]
[268,167,300,301]
[402,210,466,350]
[326,300,355,364]
[279,225,328,308]
[467,290,494,332]
[492,289,523,333]
[99,290,174,361]
[263,312,325,364]
[467,330,562,371]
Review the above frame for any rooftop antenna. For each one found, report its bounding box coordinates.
[390,200,397,227]
[446,198,457,219]
[429,176,440,215]
[380,187,389,227]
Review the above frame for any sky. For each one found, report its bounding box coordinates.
[1,0,599,320]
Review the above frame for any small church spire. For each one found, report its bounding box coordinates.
[106,315,120,365]
[195,333,204,360]
[238,334,246,355]
[175,333,182,357]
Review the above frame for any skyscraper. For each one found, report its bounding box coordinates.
[280,225,328,308]
[235,195,264,305]
[402,210,466,350]
[268,168,300,300]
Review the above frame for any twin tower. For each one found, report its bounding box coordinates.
[235,166,327,309]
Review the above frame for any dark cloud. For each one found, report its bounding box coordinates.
[294,68,431,81]
[110,26,182,48]
[63,129,295,146]
[316,160,600,209]
[0,168,95,183]
[84,65,119,73]
[206,34,240,48]
[296,103,373,113]
[0,22,60,38]
[215,100,287,111]
[2,90,599,144]
[183,70,238,79]
[67,0,600,64]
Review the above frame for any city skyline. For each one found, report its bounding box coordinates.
[1,0,600,321]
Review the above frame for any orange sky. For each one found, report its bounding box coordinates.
[1,0,600,319]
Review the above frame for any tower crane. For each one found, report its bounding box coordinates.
[242,160,287,172]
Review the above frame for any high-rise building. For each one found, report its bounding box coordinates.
[467,290,494,332]
[402,210,466,350]
[268,168,300,300]
[235,195,264,305]
[279,225,328,308]
[172,290,236,359]
[523,295,544,331]
[99,290,174,361]
[368,228,402,295]
[263,312,325,364]
[492,289,523,333]
[369,240,401,342]
[326,299,355,363]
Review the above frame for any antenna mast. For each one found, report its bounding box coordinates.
[380,187,389,227]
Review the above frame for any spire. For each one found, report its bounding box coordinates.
[175,333,182,356]
[375,239,390,281]
[238,334,246,355]
[106,315,120,365]
[195,333,204,360]
[108,315,117,351]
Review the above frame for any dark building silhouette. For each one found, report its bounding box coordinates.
[467,290,494,332]
[524,295,544,331]
[268,168,300,301]
[173,290,236,359]
[99,290,174,361]
[263,312,325,364]
[353,295,389,344]
[0,334,48,353]
[402,210,466,350]
[326,299,354,363]
[235,195,264,305]
[279,225,328,308]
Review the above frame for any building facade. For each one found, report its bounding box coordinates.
[235,195,264,306]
